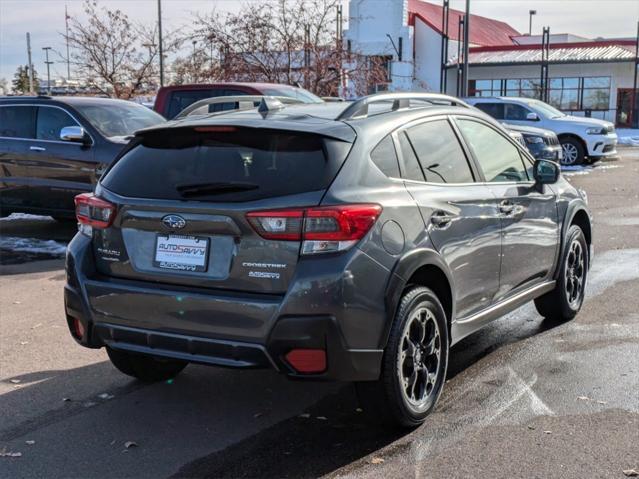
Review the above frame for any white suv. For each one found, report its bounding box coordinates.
[466,97,618,165]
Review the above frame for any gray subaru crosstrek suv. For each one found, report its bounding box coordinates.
[64,93,592,427]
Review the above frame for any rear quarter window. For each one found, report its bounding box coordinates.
[0,105,36,138]
[101,128,351,202]
[370,136,400,178]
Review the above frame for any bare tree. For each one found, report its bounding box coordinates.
[190,0,389,97]
[62,1,174,98]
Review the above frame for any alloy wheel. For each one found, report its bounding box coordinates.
[564,239,585,307]
[561,143,579,165]
[397,306,442,411]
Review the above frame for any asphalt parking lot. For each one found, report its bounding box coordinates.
[1,150,638,479]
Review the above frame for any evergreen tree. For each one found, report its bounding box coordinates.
[12,65,39,94]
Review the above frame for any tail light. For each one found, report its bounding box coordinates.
[246,204,381,254]
[74,193,116,231]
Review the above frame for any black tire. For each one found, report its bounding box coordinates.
[559,137,586,166]
[356,286,449,428]
[535,225,588,322]
[106,346,187,382]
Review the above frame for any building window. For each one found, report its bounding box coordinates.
[582,77,611,110]
[470,76,611,112]
[470,79,501,97]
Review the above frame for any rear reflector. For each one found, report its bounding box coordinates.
[246,204,381,254]
[71,318,85,340]
[74,193,115,229]
[285,349,327,374]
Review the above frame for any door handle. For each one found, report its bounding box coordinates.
[499,200,515,215]
[29,146,46,152]
[430,211,453,228]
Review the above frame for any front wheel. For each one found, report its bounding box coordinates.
[356,286,449,428]
[535,225,588,322]
[106,347,187,382]
[560,137,586,166]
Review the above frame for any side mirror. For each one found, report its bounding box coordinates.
[526,112,540,121]
[60,126,89,144]
[533,159,560,185]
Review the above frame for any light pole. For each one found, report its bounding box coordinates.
[157,0,164,86]
[43,46,53,95]
[529,10,537,36]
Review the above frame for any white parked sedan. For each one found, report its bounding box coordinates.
[466,97,618,165]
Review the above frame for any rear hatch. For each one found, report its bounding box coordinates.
[91,125,353,294]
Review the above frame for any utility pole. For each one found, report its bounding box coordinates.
[43,47,53,95]
[157,0,164,86]
[631,20,638,128]
[26,32,34,95]
[461,0,470,97]
[192,40,197,82]
[529,10,537,36]
[65,4,71,80]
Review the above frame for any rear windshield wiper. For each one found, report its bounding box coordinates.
[176,182,259,198]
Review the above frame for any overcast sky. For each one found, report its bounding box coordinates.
[1,0,638,81]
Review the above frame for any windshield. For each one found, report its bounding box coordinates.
[74,102,165,138]
[261,87,323,104]
[528,100,565,119]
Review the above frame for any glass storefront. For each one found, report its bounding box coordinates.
[470,76,611,112]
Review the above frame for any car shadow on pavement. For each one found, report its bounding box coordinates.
[172,311,563,479]
[0,311,562,478]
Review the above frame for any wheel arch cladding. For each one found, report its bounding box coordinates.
[558,133,587,153]
[570,208,592,248]
[383,249,454,348]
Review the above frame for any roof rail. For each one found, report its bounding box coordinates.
[174,95,303,119]
[336,92,470,121]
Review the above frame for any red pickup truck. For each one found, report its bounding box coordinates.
[153,82,323,119]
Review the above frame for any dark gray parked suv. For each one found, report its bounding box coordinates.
[64,93,592,427]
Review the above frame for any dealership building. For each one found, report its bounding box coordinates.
[344,0,639,126]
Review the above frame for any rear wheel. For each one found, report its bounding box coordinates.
[106,347,187,382]
[356,286,449,428]
[560,137,586,166]
[535,225,588,322]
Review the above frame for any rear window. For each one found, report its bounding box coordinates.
[101,128,350,202]
[475,103,504,120]
[166,90,218,119]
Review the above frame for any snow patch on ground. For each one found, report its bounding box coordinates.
[562,163,621,176]
[0,213,54,222]
[617,128,639,146]
[0,236,67,256]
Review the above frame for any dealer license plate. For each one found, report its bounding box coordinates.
[153,235,209,272]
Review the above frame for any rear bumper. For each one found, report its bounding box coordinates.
[64,233,387,381]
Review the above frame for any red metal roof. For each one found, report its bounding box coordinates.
[408,0,520,47]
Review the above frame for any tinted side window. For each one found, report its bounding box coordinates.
[36,107,79,141]
[370,136,400,178]
[0,105,36,138]
[405,120,474,184]
[457,120,529,183]
[398,132,425,182]
[167,89,219,119]
[504,103,531,121]
[475,103,504,120]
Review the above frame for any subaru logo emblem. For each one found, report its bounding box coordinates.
[162,214,186,230]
